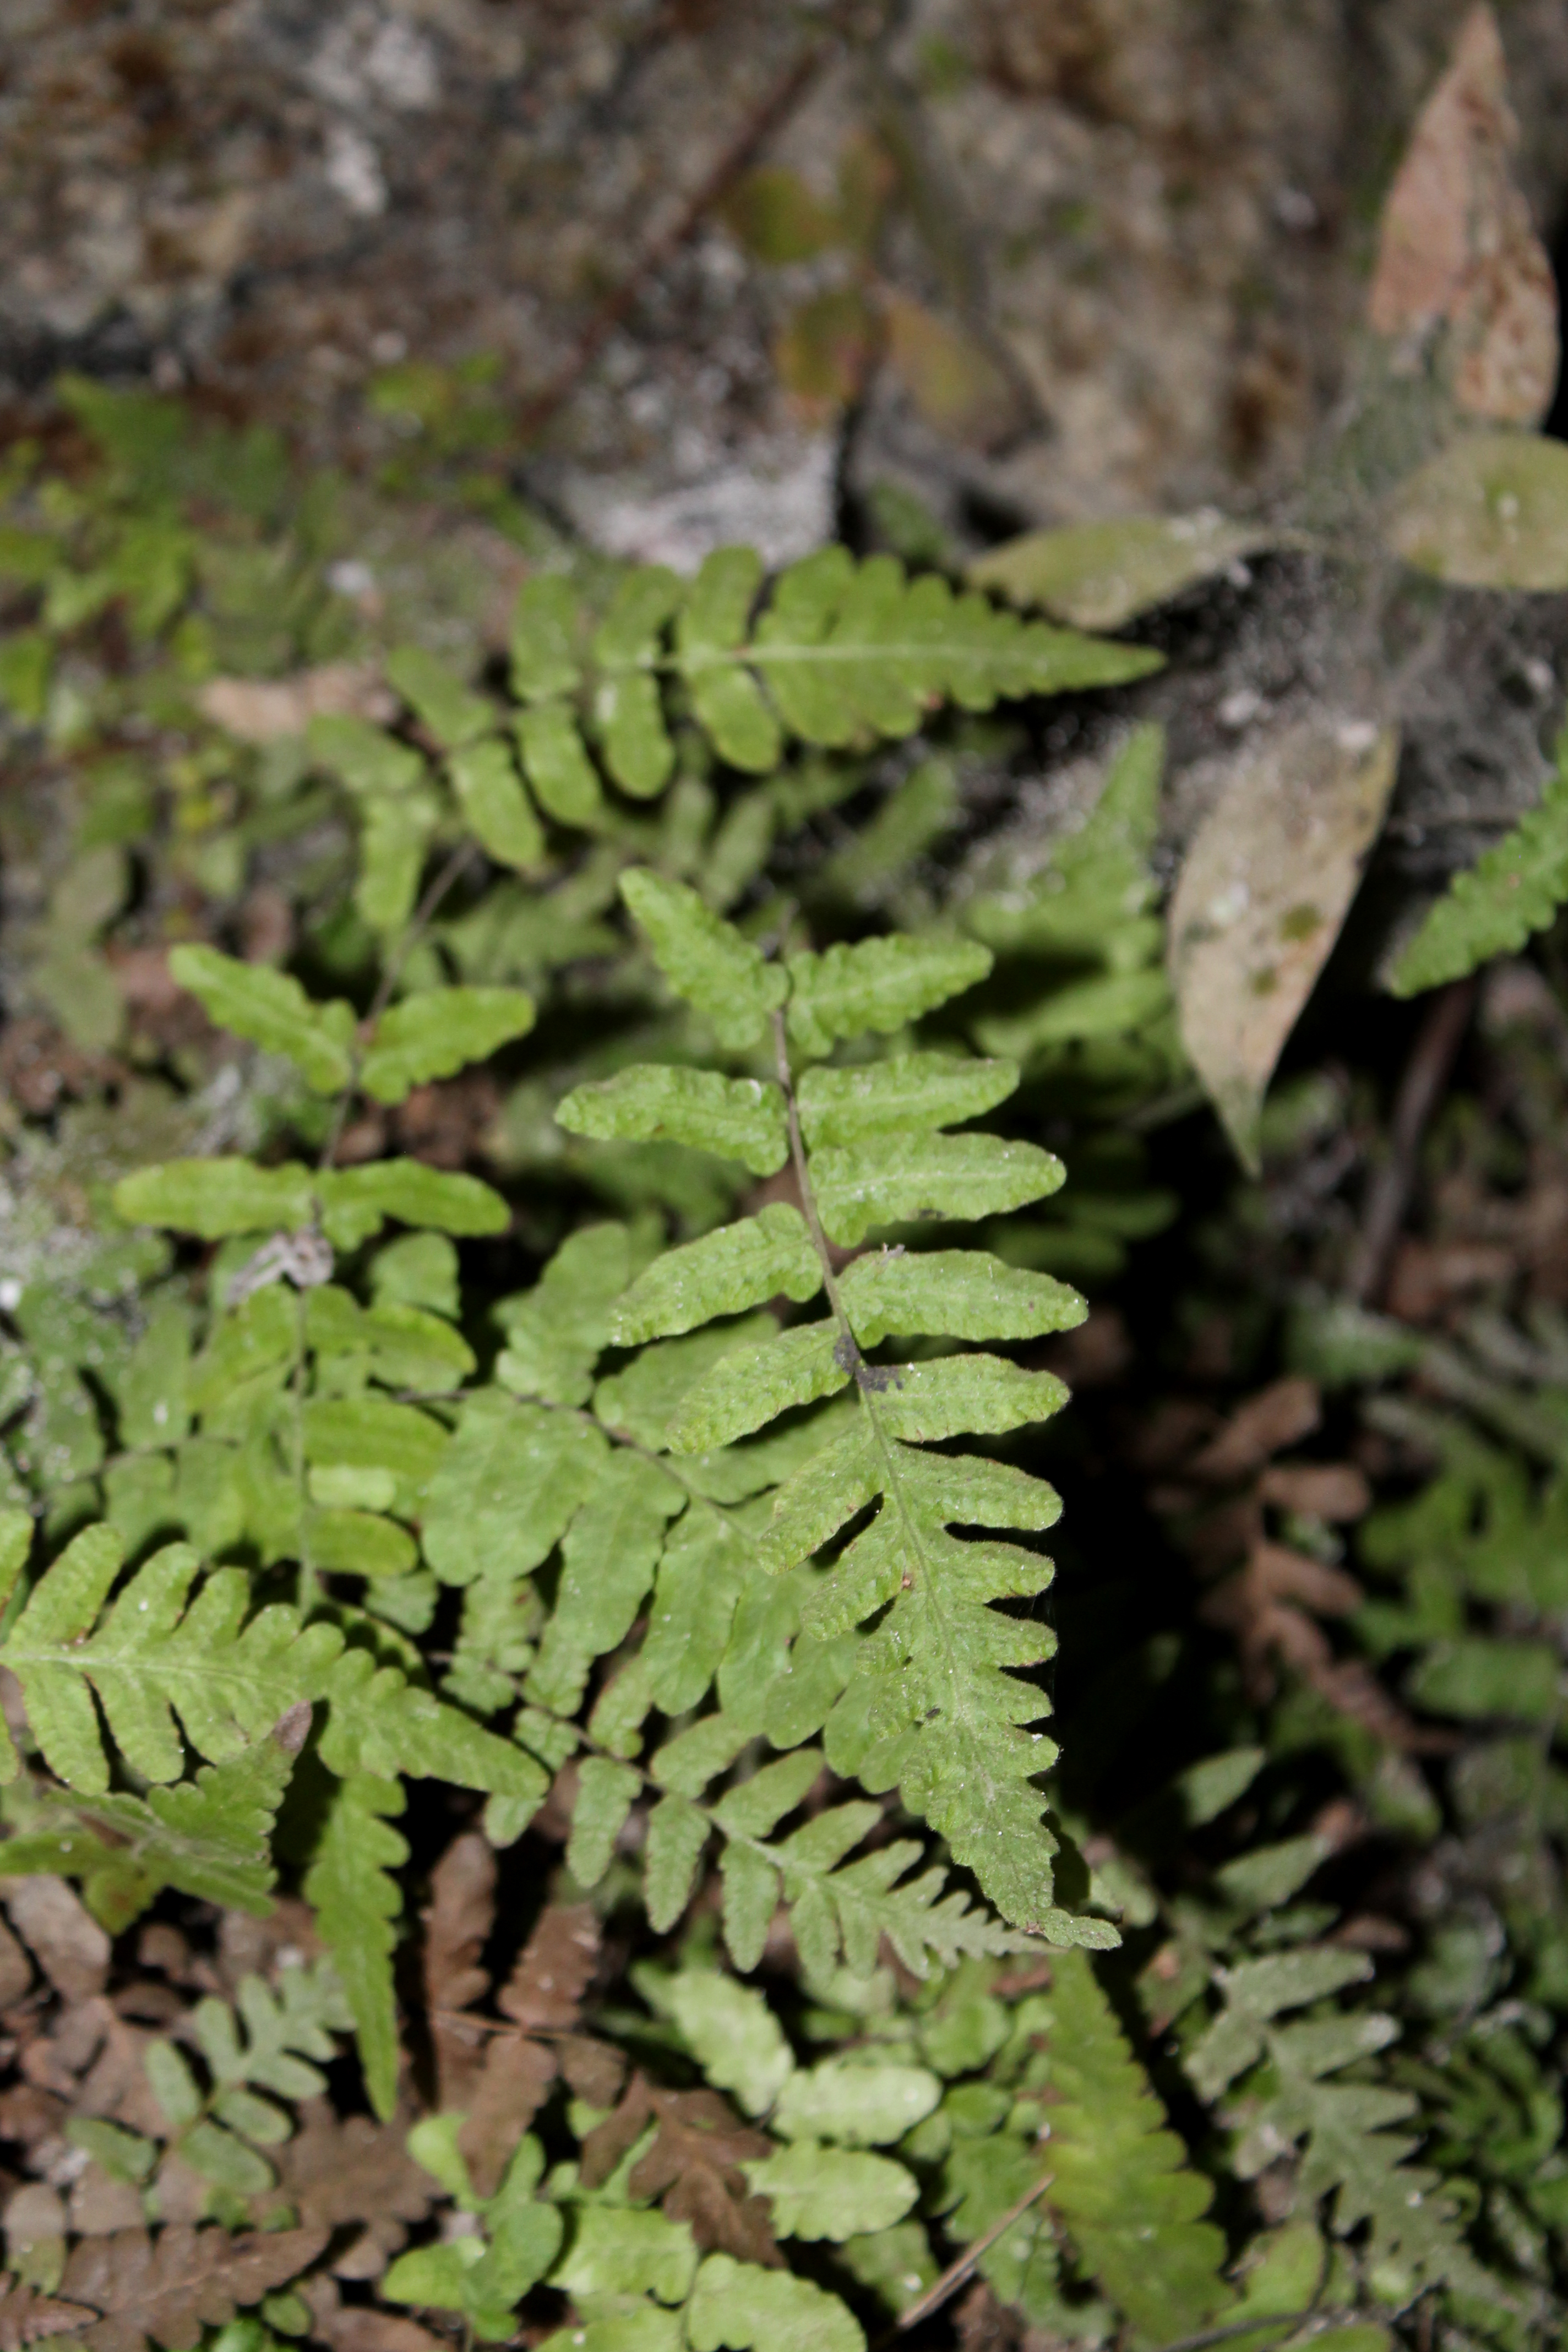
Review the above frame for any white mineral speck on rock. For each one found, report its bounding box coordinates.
[324,122,388,219]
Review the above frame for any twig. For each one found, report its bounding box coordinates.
[1344,974,1477,1306]
[875,2168,1053,2344]
[516,32,836,445]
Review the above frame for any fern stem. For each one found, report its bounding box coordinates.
[770,1007,857,1360]
[317,839,481,1175]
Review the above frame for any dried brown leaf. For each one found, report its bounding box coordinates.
[1,1883,109,2007]
[1188,1379,1321,1483]
[427,1902,603,2197]
[198,662,395,744]
[0,1924,29,2016]
[68,2172,143,2239]
[0,2090,67,2163]
[581,2076,781,2267]
[421,1834,496,2111]
[1366,4,1557,424]
[1256,1463,1373,1521]
[0,2277,96,2349]
[1249,1541,1364,1618]
[456,2034,558,2202]
[302,2275,446,2352]
[497,1904,599,2032]
[271,2103,435,2278]
[1169,720,1401,1170]
[59,2225,327,2352]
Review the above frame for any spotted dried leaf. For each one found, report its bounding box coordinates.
[1366,3,1558,423]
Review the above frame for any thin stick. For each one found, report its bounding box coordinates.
[516,35,834,444]
[1345,974,1477,1306]
[875,2169,1053,2344]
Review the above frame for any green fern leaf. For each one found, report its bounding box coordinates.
[1186,1946,1483,2300]
[745,548,1157,752]
[963,722,1164,960]
[0,1527,543,1806]
[593,566,682,796]
[809,1133,1064,1245]
[384,641,493,748]
[645,1791,710,1929]
[423,1390,608,1583]
[307,713,425,798]
[317,1647,549,1808]
[839,1249,1085,1344]
[307,1286,475,1392]
[677,545,781,772]
[497,1223,653,1404]
[773,2055,941,2144]
[79,1708,307,1913]
[515,701,606,829]
[568,1756,640,1887]
[642,1507,751,1712]
[1392,731,1568,994]
[358,787,440,937]
[608,1204,823,1345]
[685,2250,864,2352]
[167,946,353,1094]
[304,1771,406,2120]
[666,1322,849,1453]
[619,869,788,1050]
[510,574,582,701]
[745,2145,918,2241]
[557,1066,788,1176]
[315,1159,509,1246]
[114,1157,316,1239]
[785,935,994,1057]
[797,1052,1018,1146]
[360,985,536,1104]
[525,1452,685,1714]
[449,738,548,872]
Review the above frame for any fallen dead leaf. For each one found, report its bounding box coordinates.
[1255,1462,1373,1520]
[0,1919,31,2013]
[61,2224,328,2352]
[580,2073,782,2268]
[1169,718,1400,1168]
[198,661,396,744]
[1385,431,1568,589]
[1366,4,1558,424]
[970,509,1273,631]
[1188,1377,1322,1483]
[1,1883,109,2007]
[881,292,1024,451]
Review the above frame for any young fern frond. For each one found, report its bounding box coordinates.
[551,870,1106,1944]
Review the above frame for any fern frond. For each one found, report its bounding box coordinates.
[543,873,1109,1942]
[1392,727,1568,995]
[0,1526,545,1809]
[1188,1946,1485,2303]
[304,1772,407,2121]
[1041,1949,1233,2339]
